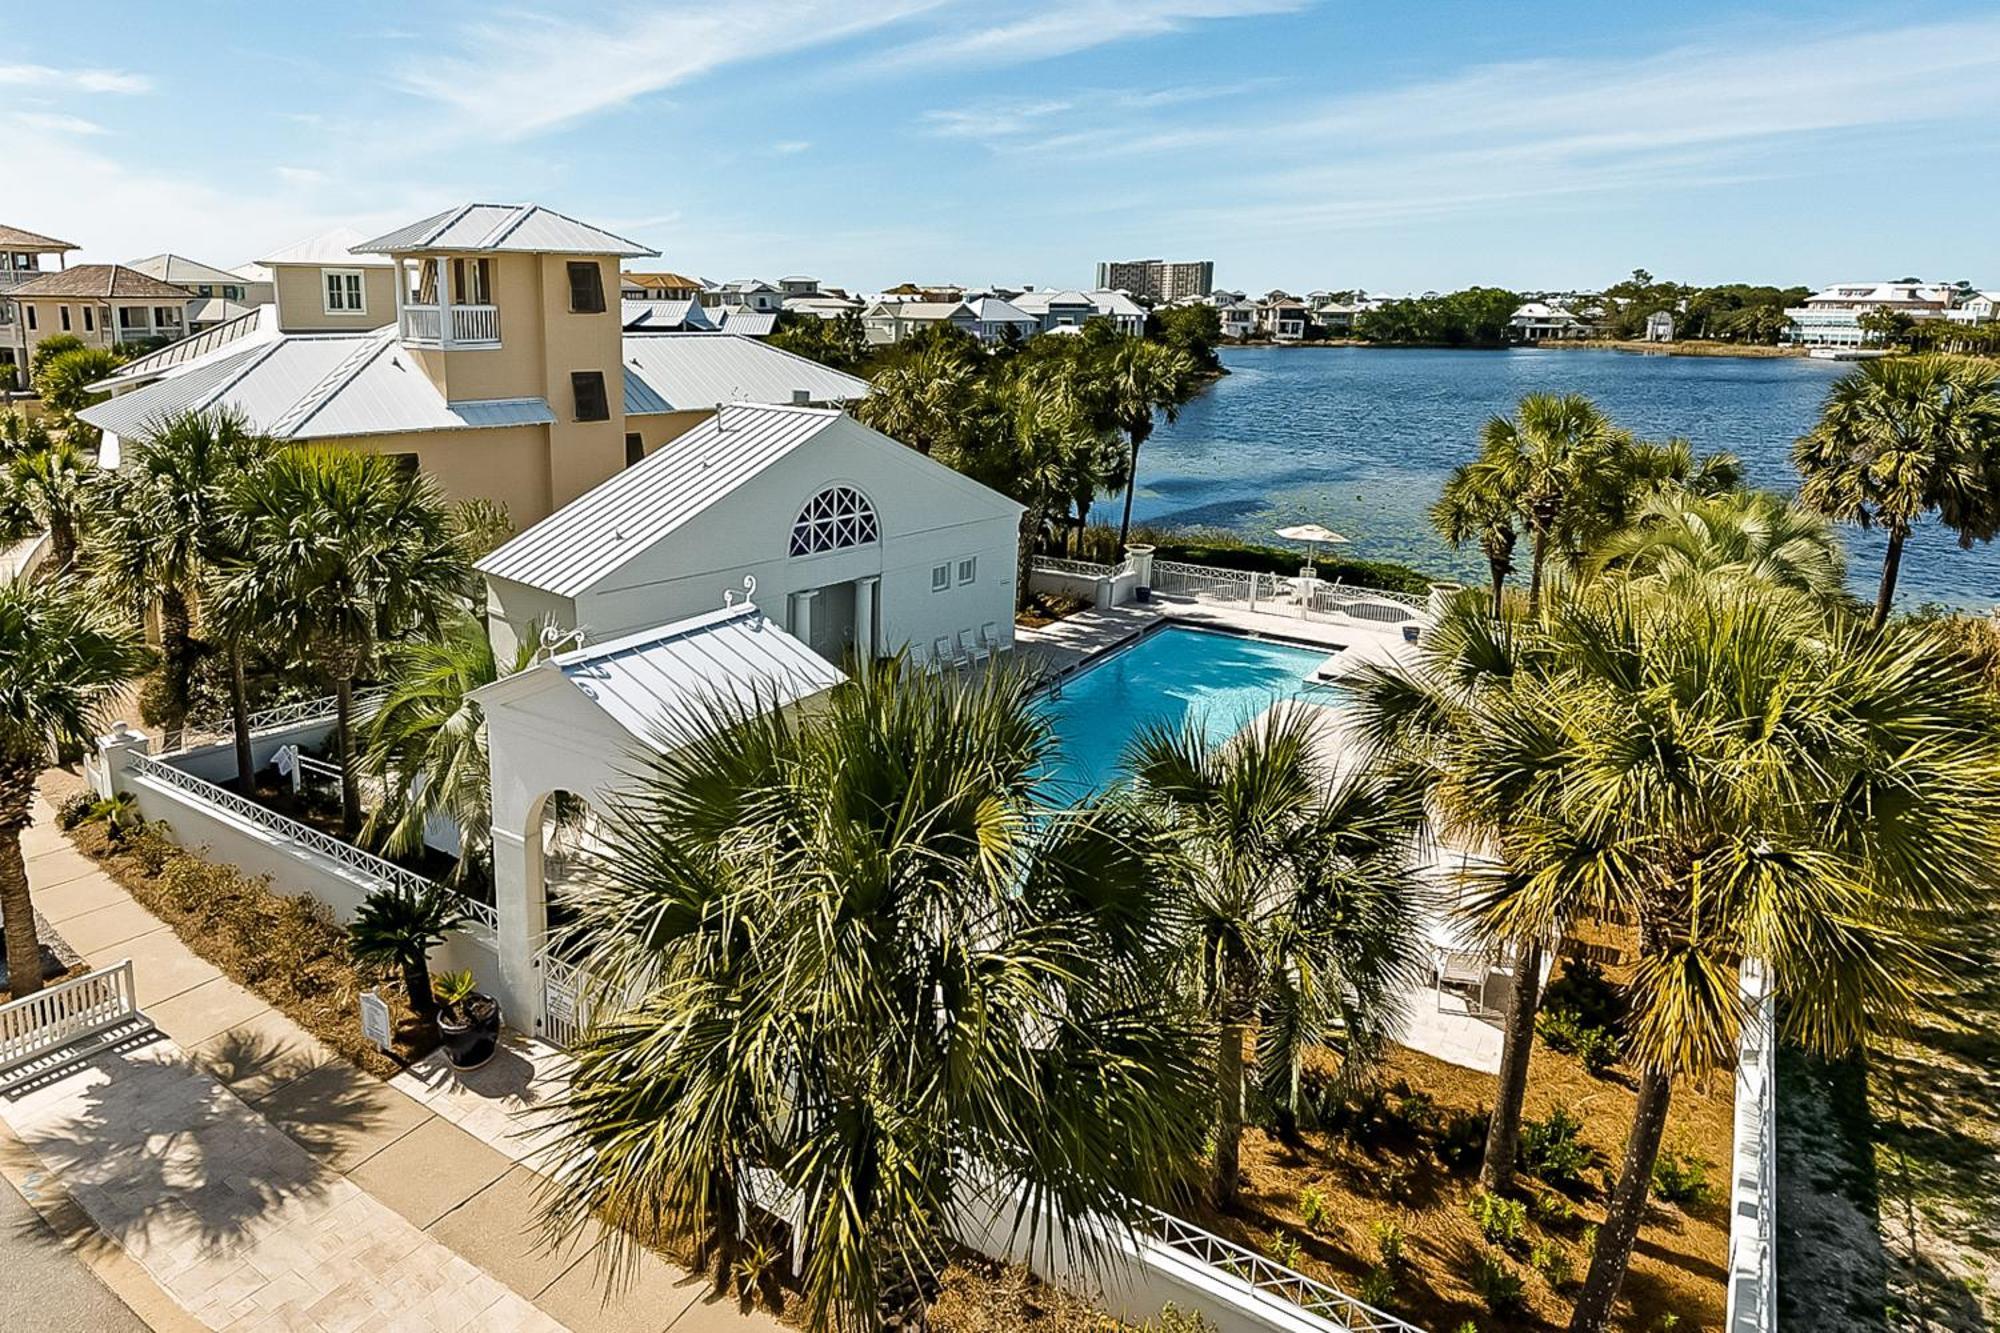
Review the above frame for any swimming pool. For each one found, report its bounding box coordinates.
[1036,626,1338,795]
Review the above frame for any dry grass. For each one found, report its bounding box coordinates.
[1192,1039,1732,1333]
[66,818,436,1077]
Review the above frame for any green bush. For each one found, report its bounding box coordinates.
[1371,1220,1407,1274]
[1469,1254,1527,1318]
[1529,1239,1574,1290]
[1267,1231,1302,1269]
[1520,1105,1593,1189]
[1297,1186,1332,1233]
[1542,960,1626,1032]
[54,791,96,830]
[1537,1005,1622,1076]
[1530,1191,1577,1226]
[1466,1190,1526,1247]
[1438,1106,1490,1172]
[1651,1147,1714,1208]
[1355,1266,1396,1309]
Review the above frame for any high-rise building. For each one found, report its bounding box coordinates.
[1093,258,1214,301]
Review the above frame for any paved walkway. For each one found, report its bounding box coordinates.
[10,792,780,1331]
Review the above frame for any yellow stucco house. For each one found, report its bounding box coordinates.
[83,203,870,525]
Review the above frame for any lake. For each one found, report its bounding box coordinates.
[1134,345,1996,611]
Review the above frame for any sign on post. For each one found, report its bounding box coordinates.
[360,989,392,1052]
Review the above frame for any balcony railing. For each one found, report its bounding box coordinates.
[399,304,501,347]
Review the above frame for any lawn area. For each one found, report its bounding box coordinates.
[1195,1037,1732,1333]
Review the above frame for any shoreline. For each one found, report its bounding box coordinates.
[1223,337,1807,360]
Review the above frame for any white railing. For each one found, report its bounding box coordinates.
[1726,959,1777,1333]
[1140,1204,1425,1333]
[1032,556,1119,578]
[1151,559,1430,625]
[537,948,592,1048]
[165,688,387,757]
[124,749,498,936]
[0,960,143,1085]
[399,304,501,346]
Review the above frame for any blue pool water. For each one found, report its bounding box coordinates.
[1037,627,1335,795]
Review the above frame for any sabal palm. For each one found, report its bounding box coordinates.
[0,435,92,574]
[1103,339,1199,548]
[1451,585,2000,1333]
[1339,592,1558,1193]
[996,360,1122,604]
[543,661,1208,1332]
[1124,703,1424,1205]
[32,346,125,440]
[87,409,272,778]
[1584,488,1847,599]
[362,613,533,880]
[0,579,151,996]
[211,447,464,833]
[856,338,982,458]
[1476,393,1624,609]
[1794,353,2000,628]
[1431,459,1518,614]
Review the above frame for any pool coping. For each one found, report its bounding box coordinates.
[1034,616,1352,698]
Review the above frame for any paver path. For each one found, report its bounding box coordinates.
[13,791,781,1331]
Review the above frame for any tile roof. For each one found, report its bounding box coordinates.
[0,225,77,251]
[7,264,195,300]
[621,332,868,414]
[622,271,704,290]
[542,603,844,750]
[475,404,846,595]
[354,204,658,258]
[127,254,253,288]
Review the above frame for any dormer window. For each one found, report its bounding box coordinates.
[324,269,366,314]
[567,262,606,314]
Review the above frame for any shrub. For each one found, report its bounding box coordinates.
[1542,959,1625,1032]
[1530,1191,1577,1227]
[1652,1147,1714,1208]
[1297,1186,1332,1233]
[1437,1106,1490,1172]
[1392,1086,1440,1136]
[1529,1239,1574,1290]
[1466,1190,1526,1247]
[1371,1221,1407,1275]
[1356,1266,1396,1309]
[1537,1005,1622,1076]
[1520,1105,1592,1189]
[1267,1231,1302,1269]
[1469,1254,1527,1318]
[54,791,96,830]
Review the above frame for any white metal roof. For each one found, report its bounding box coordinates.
[549,602,843,750]
[127,253,255,287]
[1010,289,1095,313]
[189,297,255,324]
[90,304,281,391]
[620,298,714,331]
[354,204,658,258]
[476,403,846,596]
[965,296,1036,323]
[714,309,777,337]
[621,333,868,413]
[257,226,393,268]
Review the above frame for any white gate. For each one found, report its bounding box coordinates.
[538,950,591,1048]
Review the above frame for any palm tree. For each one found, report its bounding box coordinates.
[87,409,273,777]
[1794,354,2000,628]
[1339,593,1557,1194]
[1452,585,2000,1333]
[543,661,1208,1331]
[1431,459,1518,614]
[348,881,467,1020]
[211,447,465,834]
[1475,394,1624,610]
[0,579,151,996]
[1584,489,1847,599]
[1103,339,1199,549]
[855,335,984,458]
[1124,703,1424,1206]
[0,436,93,574]
[32,346,126,441]
[362,614,534,881]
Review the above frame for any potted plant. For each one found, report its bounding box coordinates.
[432,968,501,1070]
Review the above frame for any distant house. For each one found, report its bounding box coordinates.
[127,254,274,332]
[861,300,976,345]
[1509,302,1594,342]
[1256,296,1308,341]
[1087,289,1147,337]
[712,308,778,337]
[7,264,197,362]
[1644,309,1676,342]
[1217,299,1257,340]
[621,298,717,331]
[0,223,77,387]
[1783,281,1952,348]
[1945,290,2000,325]
[1010,289,1100,333]
[783,294,863,320]
[777,275,821,297]
[251,227,398,334]
[621,271,705,302]
[963,296,1040,343]
[703,279,782,313]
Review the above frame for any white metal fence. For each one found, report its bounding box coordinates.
[124,748,498,937]
[1148,559,1429,626]
[1140,1204,1426,1333]
[1726,960,1777,1333]
[0,960,144,1087]
[537,948,591,1048]
[1032,556,1121,579]
[166,688,388,757]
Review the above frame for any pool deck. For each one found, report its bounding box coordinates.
[1015,594,1422,678]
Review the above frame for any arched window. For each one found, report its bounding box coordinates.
[790,486,879,556]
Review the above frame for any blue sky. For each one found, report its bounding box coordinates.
[8,1,2000,294]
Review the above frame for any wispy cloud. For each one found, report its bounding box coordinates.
[876,0,1306,68]
[772,139,812,154]
[0,62,151,94]
[11,111,107,135]
[398,1,941,141]
[275,165,329,187]
[920,83,1257,146]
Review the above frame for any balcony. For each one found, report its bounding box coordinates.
[398,304,501,348]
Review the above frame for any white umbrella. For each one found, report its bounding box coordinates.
[1273,522,1349,575]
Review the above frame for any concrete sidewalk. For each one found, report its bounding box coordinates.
[14,793,779,1331]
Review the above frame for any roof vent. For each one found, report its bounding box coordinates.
[792,389,810,406]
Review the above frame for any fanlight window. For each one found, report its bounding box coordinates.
[790,486,879,557]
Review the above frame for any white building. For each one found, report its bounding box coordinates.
[1644,309,1676,342]
[1509,302,1595,342]
[1945,291,2000,325]
[476,402,1022,669]
[1783,281,1953,347]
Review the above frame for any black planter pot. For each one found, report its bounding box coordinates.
[438,992,501,1070]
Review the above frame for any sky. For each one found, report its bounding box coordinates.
[8,1,2000,295]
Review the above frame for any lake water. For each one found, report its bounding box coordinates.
[1135,346,1997,610]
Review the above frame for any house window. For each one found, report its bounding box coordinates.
[789,486,879,557]
[155,306,182,326]
[624,432,644,468]
[385,453,420,477]
[452,257,492,305]
[224,285,242,301]
[324,269,366,314]
[567,262,606,314]
[59,305,71,332]
[956,557,977,585]
[23,306,34,331]
[931,563,951,592]
[118,307,144,331]
[570,371,610,422]
[83,307,93,332]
